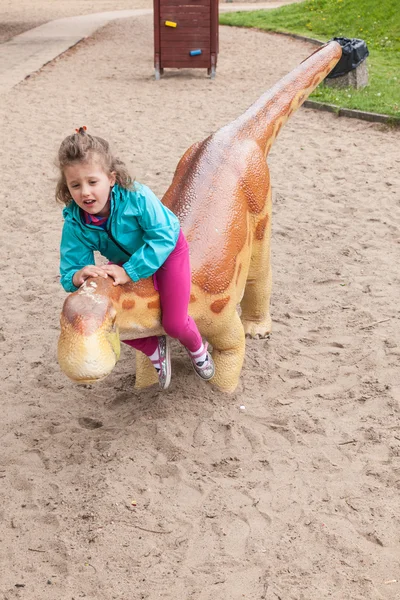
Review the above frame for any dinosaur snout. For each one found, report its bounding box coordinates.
[58,288,121,383]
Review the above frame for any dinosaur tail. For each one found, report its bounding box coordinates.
[231,41,342,156]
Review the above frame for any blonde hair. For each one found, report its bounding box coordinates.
[55,128,134,205]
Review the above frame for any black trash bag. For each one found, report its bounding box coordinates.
[327,37,369,78]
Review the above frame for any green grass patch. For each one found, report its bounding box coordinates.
[220,0,400,117]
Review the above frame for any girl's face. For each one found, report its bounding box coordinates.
[64,159,116,217]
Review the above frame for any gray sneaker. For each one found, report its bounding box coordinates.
[188,342,215,381]
[150,336,171,390]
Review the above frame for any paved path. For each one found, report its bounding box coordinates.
[0,4,291,93]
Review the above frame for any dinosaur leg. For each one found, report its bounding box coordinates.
[240,216,272,339]
[207,311,245,393]
[134,350,158,389]
[240,264,272,338]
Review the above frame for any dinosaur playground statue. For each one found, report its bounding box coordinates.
[58,41,342,393]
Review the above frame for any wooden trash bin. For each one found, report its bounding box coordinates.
[153,0,219,79]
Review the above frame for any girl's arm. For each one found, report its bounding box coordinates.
[60,222,99,292]
[122,184,180,282]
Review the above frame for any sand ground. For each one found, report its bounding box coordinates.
[0,1,400,599]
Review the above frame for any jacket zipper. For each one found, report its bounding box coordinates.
[105,226,131,258]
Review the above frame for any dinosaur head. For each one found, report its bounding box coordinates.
[58,280,120,383]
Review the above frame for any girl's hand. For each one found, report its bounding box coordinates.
[73,266,109,287]
[99,264,132,286]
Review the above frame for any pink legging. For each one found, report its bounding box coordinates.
[123,230,202,356]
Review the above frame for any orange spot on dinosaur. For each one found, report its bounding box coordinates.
[210,297,230,313]
[122,299,135,310]
[147,299,161,310]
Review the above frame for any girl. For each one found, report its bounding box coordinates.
[57,127,215,389]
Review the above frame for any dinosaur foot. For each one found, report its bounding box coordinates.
[245,332,271,340]
[242,319,272,340]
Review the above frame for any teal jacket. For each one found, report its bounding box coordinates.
[60,182,180,293]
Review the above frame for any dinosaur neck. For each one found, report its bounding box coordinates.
[228,41,342,156]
